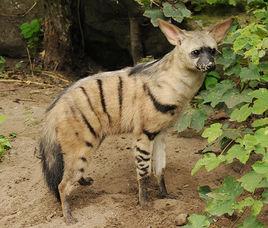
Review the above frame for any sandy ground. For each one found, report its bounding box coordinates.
[0,81,265,228]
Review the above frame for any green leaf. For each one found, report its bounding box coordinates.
[255,127,268,148]
[191,153,225,175]
[252,161,268,175]
[251,200,263,216]
[252,118,268,127]
[182,214,210,228]
[230,104,252,122]
[204,76,218,89]
[238,216,264,228]
[239,64,260,81]
[235,197,254,213]
[144,9,164,27]
[198,185,212,200]
[206,177,243,216]
[249,89,268,115]
[0,136,11,149]
[200,80,235,107]
[190,109,207,132]
[222,89,252,109]
[176,112,192,132]
[222,128,242,140]
[238,134,258,151]
[202,123,223,143]
[238,171,263,192]
[217,48,237,70]
[262,189,268,204]
[162,2,191,23]
[226,144,250,164]
[204,71,220,89]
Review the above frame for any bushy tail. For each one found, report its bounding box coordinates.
[40,127,64,201]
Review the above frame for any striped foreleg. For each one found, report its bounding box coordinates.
[134,133,154,205]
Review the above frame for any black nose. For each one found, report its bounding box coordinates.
[207,63,216,71]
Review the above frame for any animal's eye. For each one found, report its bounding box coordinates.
[209,48,216,55]
[191,49,200,57]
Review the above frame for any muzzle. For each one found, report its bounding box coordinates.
[196,54,215,72]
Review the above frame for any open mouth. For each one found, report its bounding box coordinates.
[196,64,215,72]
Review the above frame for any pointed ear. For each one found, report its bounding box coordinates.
[208,18,233,43]
[157,19,186,46]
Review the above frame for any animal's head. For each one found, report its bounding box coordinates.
[158,18,233,72]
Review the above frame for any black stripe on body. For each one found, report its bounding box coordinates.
[79,86,95,112]
[80,111,97,138]
[143,84,177,114]
[136,147,150,156]
[143,129,160,141]
[78,86,103,128]
[118,77,123,116]
[97,79,112,123]
[46,86,69,112]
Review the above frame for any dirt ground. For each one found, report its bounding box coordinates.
[0,80,264,228]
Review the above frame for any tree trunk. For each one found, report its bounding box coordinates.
[43,0,72,70]
[129,17,143,65]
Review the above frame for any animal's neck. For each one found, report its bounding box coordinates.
[154,49,205,96]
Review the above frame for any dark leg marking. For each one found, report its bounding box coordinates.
[80,157,87,162]
[78,177,94,186]
[136,155,150,162]
[85,141,93,147]
[136,147,150,156]
[143,84,177,114]
[139,172,148,177]
[97,79,112,123]
[118,77,123,116]
[140,165,149,173]
[159,174,168,198]
[79,168,85,172]
[138,176,150,205]
[143,129,160,141]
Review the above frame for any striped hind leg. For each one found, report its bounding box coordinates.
[152,133,168,198]
[58,144,98,224]
[134,133,154,206]
[57,119,101,224]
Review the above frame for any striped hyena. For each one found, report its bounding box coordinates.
[40,18,232,224]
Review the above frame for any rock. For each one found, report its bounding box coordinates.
[83,0,171,69]
[0,0,44,57]
[175,213,189,226]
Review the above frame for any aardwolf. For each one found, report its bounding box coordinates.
[40,18,232,224]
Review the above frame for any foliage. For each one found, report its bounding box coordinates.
[136,0,191,26]
[0,115,12,159]
[138,0,268,227]
[20,19,42,56]
[0,56,6,72]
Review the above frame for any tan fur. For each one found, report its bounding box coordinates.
[40,18,232,224]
